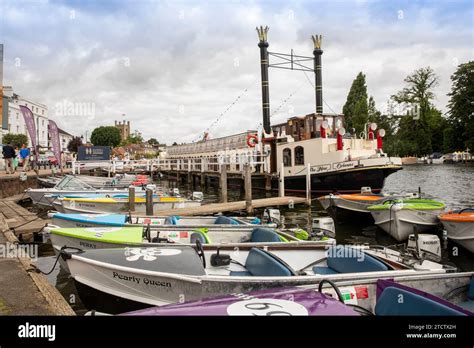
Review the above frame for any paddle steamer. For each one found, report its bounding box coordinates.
[163,28,402,194]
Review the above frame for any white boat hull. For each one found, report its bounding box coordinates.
[441,220,474,253]
[66,252,449,308]
[27,189,132,209]
[371,208,443,241]
[59,200,202,214]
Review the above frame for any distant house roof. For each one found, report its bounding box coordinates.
[58,128,74,137]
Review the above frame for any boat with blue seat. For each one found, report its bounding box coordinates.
[49,226,315,256]
[117,273,474,316]
[48,212,267,229]
[61,243,455,308]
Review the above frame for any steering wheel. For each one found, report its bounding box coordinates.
[318,279,344,303]
[195,239,206,268]
[144,224,151,242]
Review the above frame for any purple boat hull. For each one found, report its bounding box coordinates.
[122,286,358,316]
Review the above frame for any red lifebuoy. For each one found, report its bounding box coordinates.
[247,134,258,147]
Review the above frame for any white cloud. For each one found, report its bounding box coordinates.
[1,0,472,144]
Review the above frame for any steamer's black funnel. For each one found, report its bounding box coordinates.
[312,35,323,114]
[257,26,271,134]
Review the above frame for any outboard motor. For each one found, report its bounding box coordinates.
[263,209,281,225]
[192,192,204,201]
[312,216,335,237]
[360,187,372,194]
[145,184,156,191]
[407,234,442,263]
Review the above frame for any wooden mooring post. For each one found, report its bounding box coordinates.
[145,188,153,215]
[306,163,312,206]
[279,162,285,197]
[128,186,135,212]
[220,165,228,203]
[244,163,253,214]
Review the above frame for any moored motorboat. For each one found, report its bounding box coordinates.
[121,274,474,316]
[61,244,454,308]
[48,212,266,229]
[317,187,419,221]
[439,208,474,253]
[368,199,445,241]
[56,195,202,214]
[27,175,157,209]
[48,226,309,254]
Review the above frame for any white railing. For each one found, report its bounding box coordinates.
[72,152,269,175]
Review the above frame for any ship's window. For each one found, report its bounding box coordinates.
[283,148,292,167]
[295,146,304,165]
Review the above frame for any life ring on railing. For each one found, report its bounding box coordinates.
[246,134,258,147]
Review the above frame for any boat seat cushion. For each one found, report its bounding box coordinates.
[325,246,389,274]
[164,216,178,225]
[190,232,207,244]
[468,277,474,300]
[375,287,467,316]
[250,228,282,243]
[458,300,474,312]
[214,216,239,225]
[229,270,252,277]
[313,266,339,275]
[231,248,293,277]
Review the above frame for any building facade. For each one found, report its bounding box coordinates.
[1,86,49,148]
[115,120,130,141]
[58,128,74,153]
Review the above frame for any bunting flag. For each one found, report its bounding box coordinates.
[19,106,37,160]
[48,119,61,165]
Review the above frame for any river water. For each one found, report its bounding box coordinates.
[36,163,474,313]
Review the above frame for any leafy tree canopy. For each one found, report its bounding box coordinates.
[90,126,121,147]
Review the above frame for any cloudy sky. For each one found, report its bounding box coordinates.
[1,0,472,144]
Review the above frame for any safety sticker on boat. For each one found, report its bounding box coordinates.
[226,298,309,316]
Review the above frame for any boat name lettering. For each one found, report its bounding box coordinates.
[143,278,172,288]
[77,203,96,208]
[311,164,331,173]
[79,241,96,249]
[332,161,357,170]
[112,272,141,284]
[111,272,172,288]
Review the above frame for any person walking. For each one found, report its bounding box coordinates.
[13,146,19,171]
[2,143,16,174]
[19,144,30,172]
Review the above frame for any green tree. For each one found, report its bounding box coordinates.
[390,67,440,156]
[342,72,368,134]
[147,138,159,145]
[90,126,121,147]
[446,61,474,151]
[67,136,83,153]
[3,133,28,148]
[120,130,144,146]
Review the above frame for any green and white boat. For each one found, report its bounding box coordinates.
[48,225,320,255]
[368,199,446,241]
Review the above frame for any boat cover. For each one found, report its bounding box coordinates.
[368,199,446,211]
[71,246,206,276]
[51,226,143,244]
[53,213,128,226]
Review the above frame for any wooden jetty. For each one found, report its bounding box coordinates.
[0,198,74,315]
[141,196,306,216]
[0,194,49,242]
